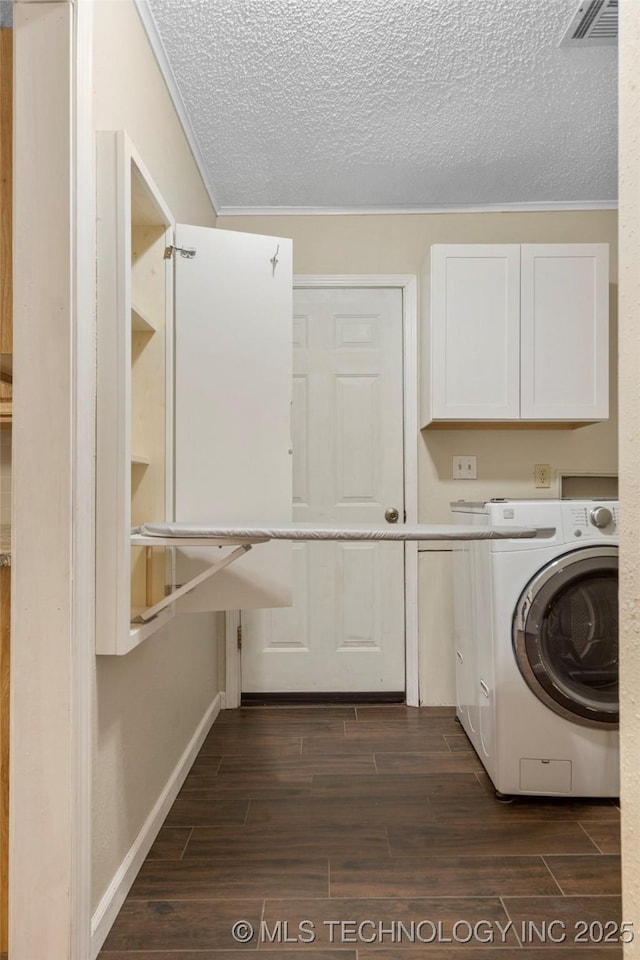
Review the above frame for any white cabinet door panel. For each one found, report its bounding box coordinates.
[520,243,609,420]
[174,225,292,611]
[430,244,521,420]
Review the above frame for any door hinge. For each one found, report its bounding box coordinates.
[237,623,242,650]
[164,244,197,260]
[404,509,407,522]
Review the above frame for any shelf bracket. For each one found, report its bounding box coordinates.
[131,543,252,623]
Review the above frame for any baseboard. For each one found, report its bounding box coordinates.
[90,691,222,958]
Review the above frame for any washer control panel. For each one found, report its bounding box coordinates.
[567,502,618,538]
[456,499,619,547]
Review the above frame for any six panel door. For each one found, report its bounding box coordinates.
[241,287,406,693]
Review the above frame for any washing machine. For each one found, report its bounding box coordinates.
[450,499,619,798]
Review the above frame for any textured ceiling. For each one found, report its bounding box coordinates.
[144,0,618,213]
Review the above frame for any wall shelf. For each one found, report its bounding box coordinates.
[96,130,175,655]
[132,304,156,334]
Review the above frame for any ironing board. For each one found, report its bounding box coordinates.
[130,521,555,624]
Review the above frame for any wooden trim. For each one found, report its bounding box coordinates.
[227,275,421,709]
[218,201,618,217]
[224,611,241,710]
[0,29,11,355]
[72,7,96,954]
[11,4,94,957]
[401,277,419,708]
[422,420,597,430]
[294,274,417,289]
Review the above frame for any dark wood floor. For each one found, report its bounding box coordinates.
[99,705,622,957]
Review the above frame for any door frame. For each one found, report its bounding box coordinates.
[11,2,94,957]
[226,274,419,708]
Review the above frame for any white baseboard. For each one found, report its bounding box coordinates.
[90,691,223,958]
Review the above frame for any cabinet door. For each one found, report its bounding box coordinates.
[520,244,609,421]
[174,225,292,611]
[430,244,521,421]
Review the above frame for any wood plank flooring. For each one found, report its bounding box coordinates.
[99,705,622,957]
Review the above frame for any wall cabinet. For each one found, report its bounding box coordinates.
[423,243,609,427]
[96,131,175,654]
[96,131,293,655]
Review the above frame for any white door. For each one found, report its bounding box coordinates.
[173,224,293,612]
[242,287,406,694]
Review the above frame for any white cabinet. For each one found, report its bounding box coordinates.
[96,131,175,655]
[520,244,609,421]
[96,131,293,654]
[424,243,609,426]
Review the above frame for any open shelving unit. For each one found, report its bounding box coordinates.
[96,130,175,654]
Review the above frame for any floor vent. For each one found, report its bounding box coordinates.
[241,691,405,706]
[560,0,618,46]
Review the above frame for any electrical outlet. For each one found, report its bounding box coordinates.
[453,455,477,480]
[534,463,550,488]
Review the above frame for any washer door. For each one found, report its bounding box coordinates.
[513,546,618,728]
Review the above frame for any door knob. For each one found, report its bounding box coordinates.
[385,507,400,524]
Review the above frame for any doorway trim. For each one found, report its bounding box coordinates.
[11,2,94,957]
[226,274,419,708]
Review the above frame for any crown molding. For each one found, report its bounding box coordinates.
[218,200,618,217]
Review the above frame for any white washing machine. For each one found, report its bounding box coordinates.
[451,499,619,798]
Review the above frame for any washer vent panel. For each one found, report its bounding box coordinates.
[560,0,618,46]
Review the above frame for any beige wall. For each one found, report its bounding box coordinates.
[619,4,640,954]
[93,1,216,228]
[92,1,220,913]
[219,210,618,703]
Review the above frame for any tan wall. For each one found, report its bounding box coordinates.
[92,1,220,912]
[219,210,618,703]
[93,1,216,228]
[619,4,640,953]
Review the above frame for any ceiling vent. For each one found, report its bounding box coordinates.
[560,0,618,46]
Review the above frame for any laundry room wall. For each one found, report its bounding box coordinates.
[91,0,222,921]
[218,209,618,705]
[618,2,640,949]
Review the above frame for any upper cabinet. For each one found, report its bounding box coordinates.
[96,131,293,654]
[423,243,609,427]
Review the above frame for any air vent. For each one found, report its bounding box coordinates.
[560,0,617,46]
